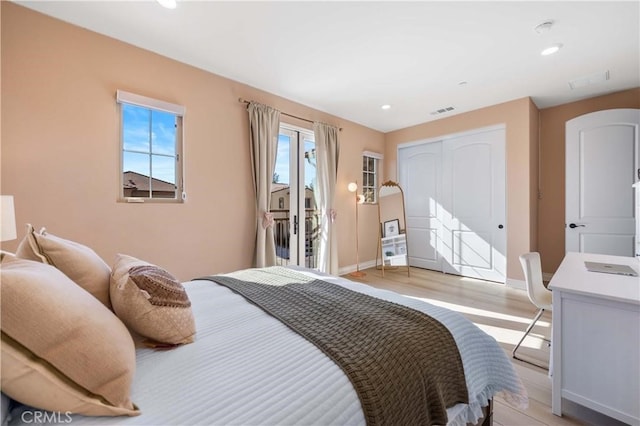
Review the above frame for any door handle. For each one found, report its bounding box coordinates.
[498,224,504,229]
[568,223,586,229]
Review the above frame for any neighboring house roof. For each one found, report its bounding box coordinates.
[123,171,176,192]
[271,183,290,194]
[271,185,315,196]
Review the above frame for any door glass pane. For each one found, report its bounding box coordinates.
[304,137,319,269]
[274,134,291,265]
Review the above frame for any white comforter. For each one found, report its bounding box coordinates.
[8,268,527,426]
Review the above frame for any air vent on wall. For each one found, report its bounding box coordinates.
[430,106,455,116]
[568,70,610,90]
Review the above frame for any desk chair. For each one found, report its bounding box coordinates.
[513,252,552,369]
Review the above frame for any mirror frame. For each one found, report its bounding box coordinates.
[376,180,410,277]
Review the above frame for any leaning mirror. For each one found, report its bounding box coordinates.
[376,180,410,277]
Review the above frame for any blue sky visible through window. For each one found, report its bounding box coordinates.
[274,134,315,188]
[122,104,177,184]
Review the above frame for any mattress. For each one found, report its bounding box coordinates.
[7,268,527,426]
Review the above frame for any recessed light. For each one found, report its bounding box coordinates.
[381,104,391,110]
[156,0,177,9]
[541,43,562,56]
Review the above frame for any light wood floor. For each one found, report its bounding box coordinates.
[344,266,586,426]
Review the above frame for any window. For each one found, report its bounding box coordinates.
[362,151,382,203]
[279,197,284,209]
[117,90,185,202]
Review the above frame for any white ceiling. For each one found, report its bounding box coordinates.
[15,1,640,132]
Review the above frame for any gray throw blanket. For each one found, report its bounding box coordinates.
[198,268,468,426]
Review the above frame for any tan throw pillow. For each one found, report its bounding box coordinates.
[0,256,139,417]
[111,254,196,345]
[16,224,112,309]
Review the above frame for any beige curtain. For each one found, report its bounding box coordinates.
[312,122,340,275]
[248,102,281,268]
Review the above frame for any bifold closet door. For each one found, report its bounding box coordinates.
[398,127,506,283]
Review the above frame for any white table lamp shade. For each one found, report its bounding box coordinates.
[1,195,17,242]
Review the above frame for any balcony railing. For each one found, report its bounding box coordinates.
[272,209,320,269]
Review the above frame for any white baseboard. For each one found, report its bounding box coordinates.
[507,274,553,291]
[339,259,376,276]
[339,263,547,293]
[506,278,526,291]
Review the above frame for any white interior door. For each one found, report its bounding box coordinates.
[441,129,506,282]
[399,142,443,271]
[566,109,640,256]
[398,126,506,283]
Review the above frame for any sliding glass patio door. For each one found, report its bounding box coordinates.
[272,125,319,267]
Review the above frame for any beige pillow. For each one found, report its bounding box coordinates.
[16,224,112,309]
[0,256,139,417]
[111,254,196,345]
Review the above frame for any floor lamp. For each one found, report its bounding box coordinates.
[348,182,366,278]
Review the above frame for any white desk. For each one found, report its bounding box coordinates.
[549,252,640,425]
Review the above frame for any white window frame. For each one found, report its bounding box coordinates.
[362,150,383,204]
[117,90,185,203]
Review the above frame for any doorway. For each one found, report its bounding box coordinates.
[273,125,319,267]
[565,109,640,256]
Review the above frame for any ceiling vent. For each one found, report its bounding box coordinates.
[430,106,455,116]
[569,70,610,90]
[534,20,554,34]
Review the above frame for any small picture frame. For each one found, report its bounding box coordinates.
[383,219,400,237]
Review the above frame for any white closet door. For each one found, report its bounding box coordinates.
[565,109,640,256]
[441,128,506,282]
[399,142,443,271]
[398,127,506,283]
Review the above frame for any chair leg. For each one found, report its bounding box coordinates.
[513,308,549,370]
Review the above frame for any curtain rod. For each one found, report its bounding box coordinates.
[238,98,342,131]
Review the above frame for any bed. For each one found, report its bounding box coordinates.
[0,225,528,426]
[2,236,527,426]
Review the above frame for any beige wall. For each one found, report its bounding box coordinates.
[4,3,638,283]
[537,88,640,274]
[384,97,538,281]
[0,3,384,280]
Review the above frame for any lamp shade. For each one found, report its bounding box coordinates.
[1,195,17,242]
[347,182,358,192]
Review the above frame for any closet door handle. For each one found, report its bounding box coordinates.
[498,224,504,229]
[568,223,586,229]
